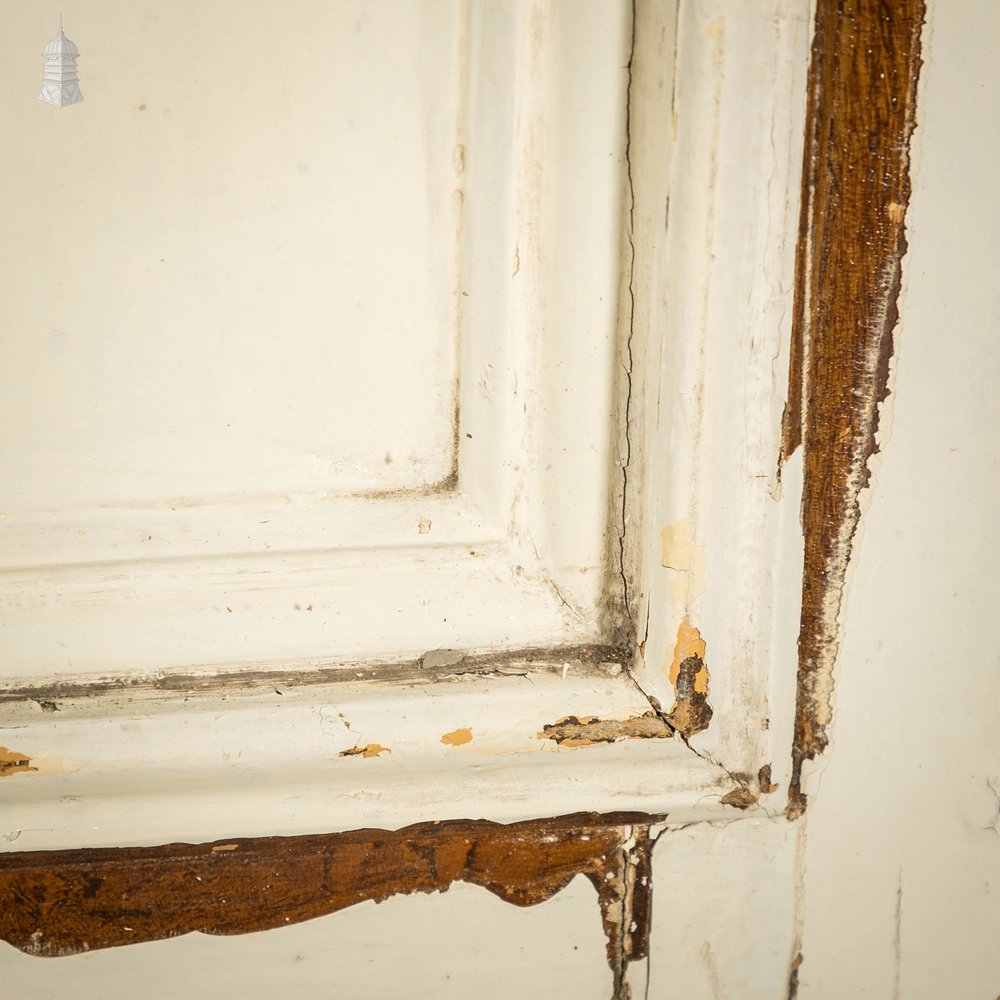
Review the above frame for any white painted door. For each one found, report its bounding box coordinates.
[6,2,996,998]
[0,3,808,997]
[1,0,810,847]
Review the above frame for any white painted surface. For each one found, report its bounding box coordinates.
[628,0,811,780]
[647,818,800,1000]
[8,2,463,504]
[0,663,735,852]
[795,2,1000,996]
[0,0,629,675]
[1,0,811,841]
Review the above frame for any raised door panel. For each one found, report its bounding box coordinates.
[0,1,812,854]
[0,1,628,679]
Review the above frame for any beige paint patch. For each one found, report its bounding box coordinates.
[440,727,473,747]
[30,754,81,777]
[660,519,707,603]
[663,620,713,738]
[667,618,708,693]
[0,747,36,778]
[339,744,390,759]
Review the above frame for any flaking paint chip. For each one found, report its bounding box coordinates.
[720,787,757,810]
[440,727,473,747]
[0,747,37,779]
[339,744,390,759]
[539,714,672,747]
[661,618,713,737]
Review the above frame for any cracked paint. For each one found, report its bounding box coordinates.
[659,519,707,603]
[787,951,803,999]
[613,0,642,650]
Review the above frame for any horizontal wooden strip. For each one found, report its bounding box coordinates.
[0,812,660,994]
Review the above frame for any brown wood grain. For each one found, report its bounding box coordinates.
[0,812,659,996]
[781,0,925,817]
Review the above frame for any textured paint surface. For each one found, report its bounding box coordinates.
[625,0,812,787]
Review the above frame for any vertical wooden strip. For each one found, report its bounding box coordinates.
[783,0,926,817]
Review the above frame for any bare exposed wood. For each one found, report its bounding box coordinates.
[0,812,660,998]
[539,712,673,746]
[782,0,926,817]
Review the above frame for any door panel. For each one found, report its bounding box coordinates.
[0,1,629,678]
